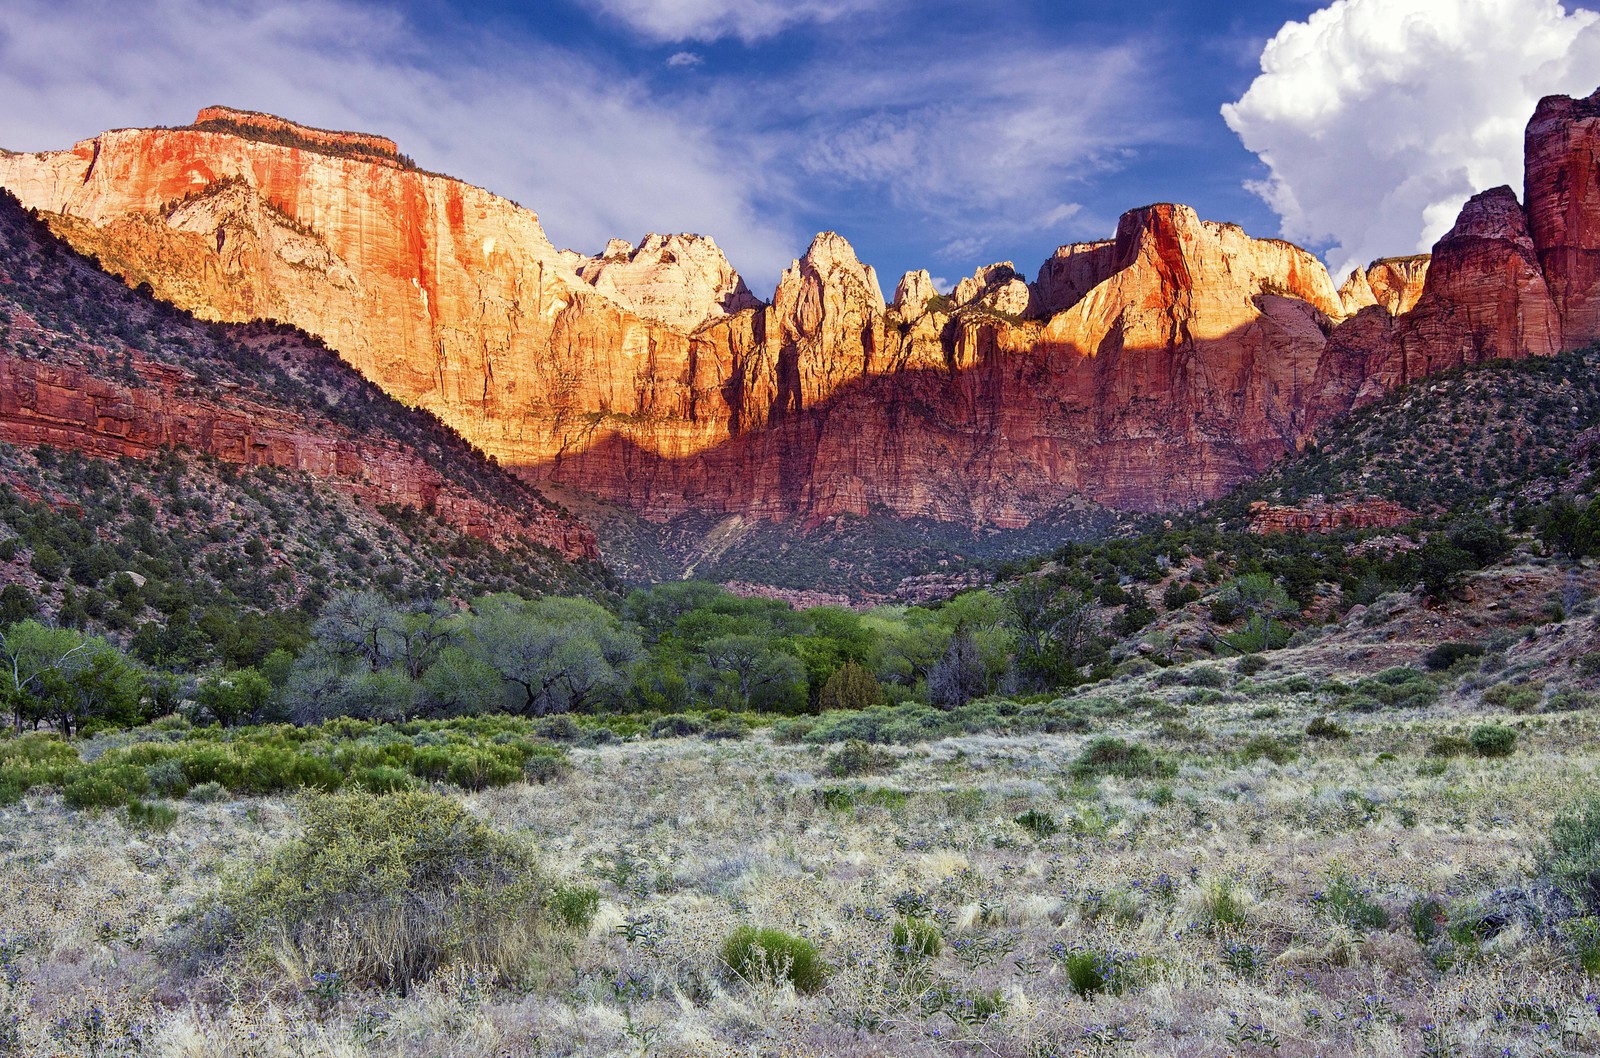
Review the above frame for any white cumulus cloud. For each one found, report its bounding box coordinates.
[582,0,887,43]
[1223,0,1600,279]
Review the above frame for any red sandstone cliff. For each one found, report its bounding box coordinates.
[3,93,1599,528]
[0,194,597,561]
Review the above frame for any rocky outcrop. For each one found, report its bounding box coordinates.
[1397,187,1561,370]
[574,232,760,332]
[951,263,1030,316]
[1336,256,1430,317]
[190,106,406,166]
[1248,497,1416,535]
[1308,186,1562,420]
[1028,240,1119,318]
[1526,88,1600,342]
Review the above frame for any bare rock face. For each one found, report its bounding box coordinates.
[575,232,759,332]
[769,232,888,413]
[891,269,940,314]
[1336,256,1431,317]
[1398,186,1561,371]
[1248,497,1416,535]
[951,263,1030,316]
[1028,240,1118,318]
[1526,87,1600,343]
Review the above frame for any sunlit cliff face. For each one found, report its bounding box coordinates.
[5,92,1600,527]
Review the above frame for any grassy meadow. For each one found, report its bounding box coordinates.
[6,573,1600,1058]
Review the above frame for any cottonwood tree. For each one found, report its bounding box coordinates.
[1005,581,1098,690]
[468,595,642,716]
[698,634,806,712]
[0,621,145,734]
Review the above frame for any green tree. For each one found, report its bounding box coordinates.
[818,660,881,712]
[1005,581,1098,690]
[700,634,806,712]
[195,668,272,727]
[468,595,642,716]
[0,622,146,734]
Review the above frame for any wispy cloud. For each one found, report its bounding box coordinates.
[580,0,890,44]
[0,0,1171,293]
[1223,0,1600,278]
[0,0,802,284]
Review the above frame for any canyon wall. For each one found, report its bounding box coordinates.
[3,93,1598,527]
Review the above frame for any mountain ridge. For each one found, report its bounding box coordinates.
[2,91,1597,552]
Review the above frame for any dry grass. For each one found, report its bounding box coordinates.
[4,642,1600,1056]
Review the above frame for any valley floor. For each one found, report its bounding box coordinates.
[5,639,1600,1058]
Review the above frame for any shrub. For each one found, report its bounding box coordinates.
[205,789,586,991]
[1355,668,1439,709]
[648,714,703,739]
[1562,917,1600,976]
[144,758,191,798]
[1054,945,1141,997]
[125,798,178,832]
[1071,736,1172,780]
[1469,723,1517,758]
[890,917,942,964]
[1482,682,1543,713]
[1239,735,1297,765]
[353,765,414,793]
[188,781,229,803]
[722,926,829,994]
[1236,655,1268,676]
[1544,794,1600,912]
[521,744,571,784]
[1548,689,1600,712]
[62,763,150,809]
[1427,734,1473,758]
[825,739,893,778]
[1014,808,1059,838]
[1313,871,1389,931]
[1423,642,1484,672]
[1163,582,1201,611]
[1305,715,1350,740]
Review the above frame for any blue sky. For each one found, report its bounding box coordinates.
[4,0,1600,296]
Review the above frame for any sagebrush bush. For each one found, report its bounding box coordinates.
[1305,715,1350,740]
[1469,723,1517,758]
[824,739,893,777]
[722,925,828,994]
[1239,735,1297,765]
[1482,682,1543,714]
[521,744,571,783]
[1071,736,1171,780]
[205,789,592,991]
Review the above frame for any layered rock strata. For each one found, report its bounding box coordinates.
[1247,498,1417,536]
